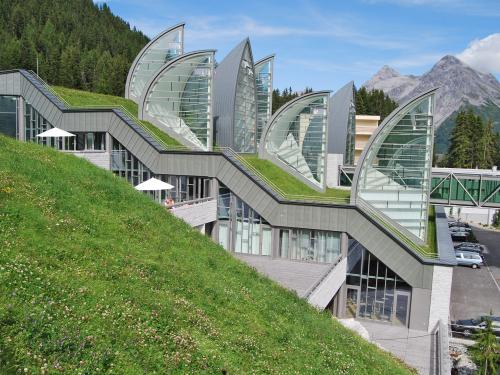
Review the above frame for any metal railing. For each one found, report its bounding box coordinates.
[169,196,215,209]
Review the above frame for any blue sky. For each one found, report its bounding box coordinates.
[102,0,500,92]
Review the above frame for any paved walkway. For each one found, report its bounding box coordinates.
[357,320,434,375]
[235,254,330,297]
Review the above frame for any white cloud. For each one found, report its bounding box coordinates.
[457,34,500,74]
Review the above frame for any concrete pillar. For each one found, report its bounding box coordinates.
[335,232,349,318]
[17,96,25,141]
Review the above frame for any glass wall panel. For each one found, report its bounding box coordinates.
[255,57,273,145]
[144,52,214,150]
[345,98,356,166]
[69,132,106,151]
[356,93,435,241]
[262,93,328,188]
[233,44,257,152]
[278,228,341,263]
[111,136,212,203]
[217,183,270,255]
[0,96,18,138]
[346,238,411,326]
[25,102,52,143]
[128,25,184,101]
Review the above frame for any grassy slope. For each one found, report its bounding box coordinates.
[0,136,412,374]
[242,155,351,200]
[52,86,181,147]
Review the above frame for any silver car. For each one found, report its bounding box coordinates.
[455,251,483,269]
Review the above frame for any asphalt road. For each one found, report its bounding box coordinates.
[450,226,500,321]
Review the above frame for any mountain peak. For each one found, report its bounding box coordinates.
[375,65,401,79]
[438,55,464,66]
[363,54,500,128]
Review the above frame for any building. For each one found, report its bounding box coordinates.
[354,114,380,164]
[0,24,460,362]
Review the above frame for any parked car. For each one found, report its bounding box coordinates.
[455,251,483,268]
[450,230,470,241]
[448,221,470,228]
[455,246,482,255]
[449,226,472,233]
[455,242,484,253]
[451,317,500,337]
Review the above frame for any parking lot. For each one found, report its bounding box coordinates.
[450,226,500,321]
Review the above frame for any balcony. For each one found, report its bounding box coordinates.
[169,197,217,227]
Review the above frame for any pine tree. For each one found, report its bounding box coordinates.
[355,87,397,120]
[447,111,473,168]
[470,317,499,374]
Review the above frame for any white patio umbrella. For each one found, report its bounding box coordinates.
[36,127,76,138]
[36,127,76,150]
[135,177,174,203]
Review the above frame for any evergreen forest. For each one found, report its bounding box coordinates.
[0,0,148,96]
[443,110,500,169]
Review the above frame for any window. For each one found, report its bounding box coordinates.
[217,183,270,256]
[278,228,341,263]
[346,238,412,326]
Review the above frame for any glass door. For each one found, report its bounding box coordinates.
[394,291,410,326]
[345,287,359,318]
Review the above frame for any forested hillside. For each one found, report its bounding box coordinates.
[0,0,148,96]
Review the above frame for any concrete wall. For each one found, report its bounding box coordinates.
[326,153,343,188]
[307,257,347,309]
[428,266,453,332]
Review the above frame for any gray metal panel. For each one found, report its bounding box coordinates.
[213,38,253,148]
[328,81,354,154]
[0,71,21,95]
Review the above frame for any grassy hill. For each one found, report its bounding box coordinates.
[0,135,412,374]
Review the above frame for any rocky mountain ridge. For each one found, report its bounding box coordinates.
[363,55,500,127]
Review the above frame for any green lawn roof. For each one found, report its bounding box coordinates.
[240,155,351,202]
[52,86,181,148]
[0,135,413,374]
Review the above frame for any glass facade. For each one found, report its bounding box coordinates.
[233,44,257,153]
[111,136,211,203]
[0,96,18,138]
[111,137,152,186]
[143,52,214,150]
[128,25,184,101]
[217,183,271,256]
[262,93,329,188]
[25,101,52,142]
[356,93,435,241]
[344,96,356,166]
[279,228,341,263]
[255,57,273,146]
[346,239,411,326]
